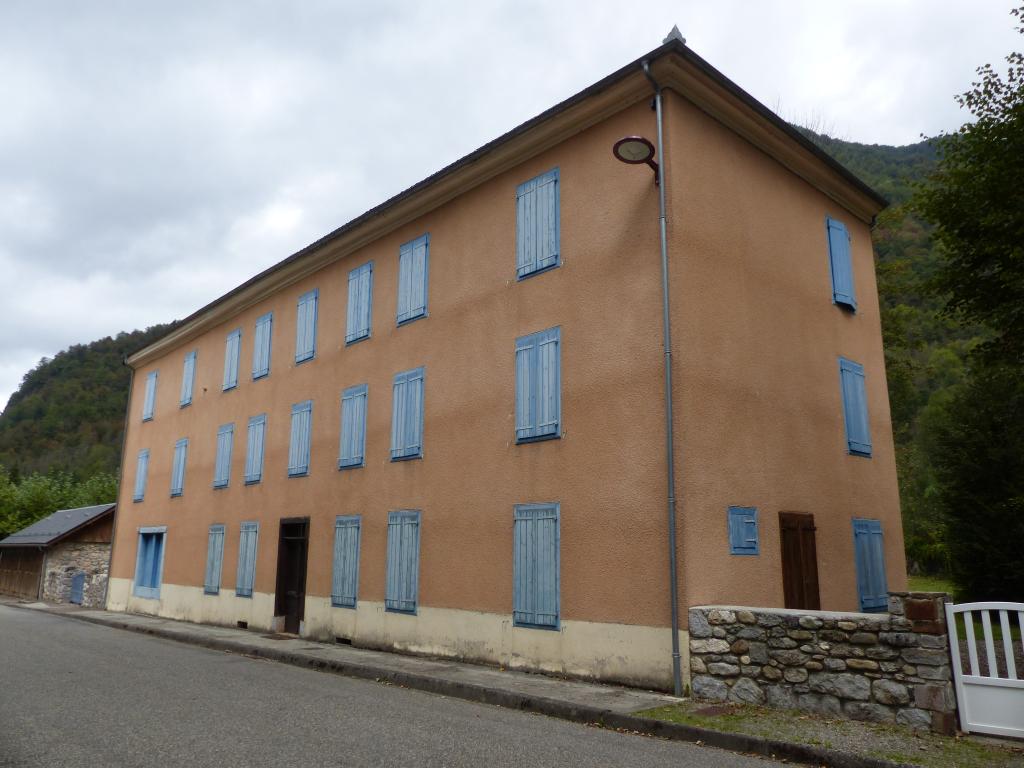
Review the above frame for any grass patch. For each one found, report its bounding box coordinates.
[638,701,1024,768]
[908,575,955,594]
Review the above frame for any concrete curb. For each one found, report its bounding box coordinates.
[29,605,913,768]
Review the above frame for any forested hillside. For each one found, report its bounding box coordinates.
[0,136,960,574]
[0,324,177,479]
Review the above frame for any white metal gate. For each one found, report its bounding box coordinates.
[946,601,1024,738]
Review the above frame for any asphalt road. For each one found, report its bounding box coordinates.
[0,605,784,768]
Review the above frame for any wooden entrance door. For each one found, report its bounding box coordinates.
[779,512,820,610]
[274,518,309,634]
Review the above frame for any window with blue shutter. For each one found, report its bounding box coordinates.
[133,527,166,599]
[390,368,424,460]
[244,414,266,484]
[331,515,361,608]
[839,357,872,457]
[295,289,318,363]
[516,168,560,279]
[728,506,759,555]
[853,518,888,612]
[236,522,259,598]
[170,438,188,497]
[180,350,197,407]
[385,511,420,613]
[346,262,373,343]
[339,384,368,469]
[253,312,273,380]
[288,400,313,476]
[826,217,856,311]
[513,503,559,629]
[223,329,241,390]
[204,524,225,595]
[142,370,158,421]
[396,235,429,325]
[132,449,149,502]
[515,327,561,443]
[213,423,234,489]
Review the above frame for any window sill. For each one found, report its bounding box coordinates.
[142,416,154,423]
[396,311,427,328]
[331,600,357,609]
[515,432,561,445]
[338,461,365,471]
[847,448,872,458]
[223,384,237,392]
[512,619,560,631]
[179,402,192,409]
[384,605,417,615]
[212,483,228,490]
[345,333,371,346]
[170,491,183,498]
[287,470,310,478]
[204,588,220,596]
[516,260,560,282]
[294,354,316,366]
[390,453,422,462]
[252,372,269,382]
[132,497,143,503]
[235,592,253,599]
[244,478,262,486]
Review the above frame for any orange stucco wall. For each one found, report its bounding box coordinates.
[110,89,904,640]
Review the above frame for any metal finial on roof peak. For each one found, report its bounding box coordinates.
[663,25,685,45]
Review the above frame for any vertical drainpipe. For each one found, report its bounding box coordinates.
[642,59,683,698]
[102,361,135,610]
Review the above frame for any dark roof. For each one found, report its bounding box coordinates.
[128,38,887,363]
[0,503,115,548]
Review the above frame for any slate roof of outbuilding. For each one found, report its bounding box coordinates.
[0,503,115,548]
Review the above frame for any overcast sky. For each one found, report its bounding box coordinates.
[0,1,1019,411]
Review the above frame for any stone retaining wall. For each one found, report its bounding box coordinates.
[688,593,956,734]
[42,541,110,608]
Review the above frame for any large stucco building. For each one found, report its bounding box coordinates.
[107,37,906,691]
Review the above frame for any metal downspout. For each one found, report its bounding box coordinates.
[643,59,683,698]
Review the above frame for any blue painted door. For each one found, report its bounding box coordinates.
[70,571,85,604]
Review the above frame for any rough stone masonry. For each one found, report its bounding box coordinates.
[42,541,110,608]
[688,592,956,734]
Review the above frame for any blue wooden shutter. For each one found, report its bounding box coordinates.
[339,384,368,468]
[516,168,560,278]
[288,400,313,476]
[253,312,273,379]
[728,506,759,555]
[839,358,872,456]
[170,438,188,497]
[213,423,234,488]
[134,528,165,599]
[204,524,225,595]
[180,350,197,406]
[244,414,266,484]
[826,217,856,310]
[133,449,149,502]
[397,235,429,324]
[236,522,259,597]
[346,262,373,343]
[295,289,318,363]
[331,516,361,607]
[142,370,158,421]
[390,368,424,460]
[515,327,561,442]
[513,504,559,628]
[223,329,241,390]
[853,518,888,612]
[385,511,420,613]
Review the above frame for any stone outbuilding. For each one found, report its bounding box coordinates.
[0,503,115,607]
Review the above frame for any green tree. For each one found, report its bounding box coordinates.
[914,7,1024,365]
[913,7,1024,599]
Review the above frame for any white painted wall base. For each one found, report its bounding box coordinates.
[106,578,689,691]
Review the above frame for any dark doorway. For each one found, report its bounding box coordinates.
[274,518,309,634]
[779,512,820,610]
